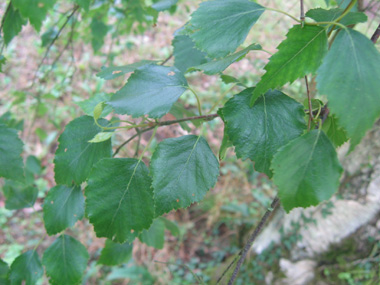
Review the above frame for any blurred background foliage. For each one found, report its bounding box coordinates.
[0,0,380,284]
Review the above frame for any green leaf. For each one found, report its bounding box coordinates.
[9,251,43,285]
[43,235,89,285]
[25,155,42,175]
[172,35,209,73]
[139,218,165,249]
[322,115,348,147]
[220,74,241,85]
[43,185,85,235]
[106,266,153,282]
[98,240,133,266]
[0,55,6,73]
[316,29,380,149]
[306,8,367,28]
[169,103,199,132]
[152,0,178,11]
[96,60,156,80]
[12,0,57,32]
[160,217,180,237]
[219,127,233,161]
[188,0,265,58]
[91,17,108,52]
[151,135,219,216]
[272,129,343,212]
[73,0,91,12]
[54,116,112,186]
[0,259,10,285]
[85,158,154,243]
[2,4,27,45]
[93,101,105,120]
[2,180,38,210]
[41,27,58,47]
[223,88,306,177]
[88,132,113,143]
[0,125,24,182]
[188,44,261,75]
[76,93,112,118]
[108,65,188,118]
[251,25,328,105]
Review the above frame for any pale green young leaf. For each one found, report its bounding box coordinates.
[272,129,343,212]
[2,4,27,45]
[0,259,9,285]
[188,0,265,58]
[9,251,43,285]
[54,116,112,186]
[96,60,156,80]
[316,29,380,149]
[76,93,112,117]
[108,65,188,118]
[43,185,85,235]
[98,240,133,266]
[306,8,367,28]
[139,218,165,249]
[223,88,306,177]
[188,44,261,75]
[0,125,24,182]
[172,35,209,73]
[2,180,38,210]
[88,132,113,143]
[151,135,219,216]
[251,25,328,105]
[93,101,105,120]
[85,158,154,243]
[12,0,57,32]
[43,235,89,285]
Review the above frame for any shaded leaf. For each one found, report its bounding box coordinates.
[251,25,328,104]
[54,116,112,186]
[43,185,85,235]
[189,0,265,58]
[0,259,9,285]
[316,29,380,149]
[91,17,108,52]
[223,88,306,177]
[172,35,209,73]
[189,44,261,75]
[41,27,58,47]
[160,217,180,237]
[272,129,343,212]
[108,65,188,118]
[9,251,43,285]
[73,0,91,11]
[96,60,155,80]
[306,8,367,28]
[2,180,38,210]
[0,55,6,73]
[322,115,348,147]
[85,158,154,243]
[152,0,178,11]
[106,266,153,282]
[76,93,112,118]
[25,155,42,175]
[151,135,219,216]
[43,235,89,285]
[2,4,26,45]
[98,240,133,266]
[139,218,165,249]
[0,125,24,182]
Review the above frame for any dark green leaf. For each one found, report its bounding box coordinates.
[189,44,261,75]
[108,65,188,118]
[169,103,198,132]
[160,217,180,237]
[41,27,58,47]
[316,29,380,149]
[98,240,133,266]
[73,0,91,12]
[0,55,6,73]
[188,0,265,58]
[76,93,112,118]
[0,125,24,182]
[2,180,38,210]
[0,112,24,130]
[54,116,112,185]
[151,135,219,216]
[12,0,57,32]
[43,235,89,285]
[139,218,165,249]
[43,185,85,235]
[9,251,43,285]
[251,25,328,104]
[220,75,241,85]
[25,155,42,175]
[172,35,209,73]
[85,158,154,243]
[96,60,156,80]
[152,0,178,11]
[0,259,9,285]
[91,17,108,52]
[322,115,348,147]
[223,88,306,177]
[272,129,343,212]
[306,8,367,28]
[2,4,26,49]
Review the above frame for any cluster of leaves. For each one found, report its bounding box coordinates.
[1,0,380,283]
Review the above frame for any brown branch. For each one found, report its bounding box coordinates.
[370,23,380,43]
[160,53,173,66]
[300,0,305,26]
[305,76,313,131]
[223,196,280,285]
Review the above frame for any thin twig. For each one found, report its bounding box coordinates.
[160,53,173,66]
[305,76,313,131]
[370,23,380,43]
[300,0,305,27]
[134,128,141,158]
[0,1,12,53]
[225,197,280,285]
